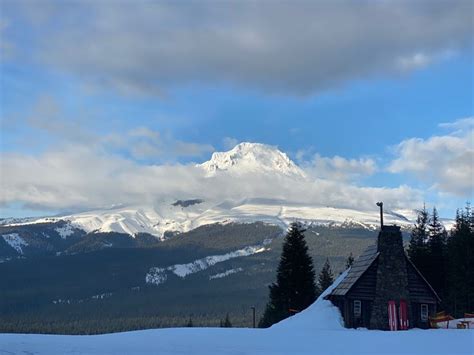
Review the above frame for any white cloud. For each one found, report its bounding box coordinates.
[4,1,472,96]
[222,137,239,150]
[123,127,214,161]
[396,53,433,71]
[388,117,473,197]
[439,116,474,134]
[0,141,422,215]
[395,51,455,72]
[14,96,215,162]
[303,154,377,181]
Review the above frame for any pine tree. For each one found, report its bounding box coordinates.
[446,204,474,317]
[426,207,447,300]
[186,317,193,327]
[259,222,319,328]
[407,204,430,276]
[345,253,354,269]
[318,258,334,292]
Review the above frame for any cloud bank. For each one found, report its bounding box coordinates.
[4,0,472,95]
[0,142,422,214]
[3,117,472,216]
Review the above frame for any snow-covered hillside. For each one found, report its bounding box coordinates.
[2,270,472,355]
[4,200,418,239]
[3,143,442,238]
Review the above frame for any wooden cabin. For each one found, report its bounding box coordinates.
[325,225,440,330]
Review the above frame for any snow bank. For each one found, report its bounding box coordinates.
[271,268,348,331]
[1,326,472,355]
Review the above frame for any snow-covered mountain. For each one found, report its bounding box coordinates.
[3,199,417,240]
[199,142,306,178]
[3,142,427,239]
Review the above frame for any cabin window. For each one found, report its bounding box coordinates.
[420,304,429,321]
[354,300,362,318]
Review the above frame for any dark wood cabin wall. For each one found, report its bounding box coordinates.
[411,302,437,329]
[346,260,378,301]
[346,298,372,328]
[406,261,438,304]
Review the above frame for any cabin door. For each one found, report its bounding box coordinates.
[388,300,398,331]
[399,299,409,330]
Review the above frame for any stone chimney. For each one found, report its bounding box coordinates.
[370,225,411,329]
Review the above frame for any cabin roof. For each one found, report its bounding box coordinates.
[329,244,379,297]
[327,244,441,302]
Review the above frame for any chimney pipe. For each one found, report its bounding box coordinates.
[376,202,383,228]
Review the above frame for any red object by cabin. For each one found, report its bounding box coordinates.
[388,300,398,331]
[399,299,409,330]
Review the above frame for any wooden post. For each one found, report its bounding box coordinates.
[251,306,256,328]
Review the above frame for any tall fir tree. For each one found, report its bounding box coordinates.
[446,203,474,317]
[407,204,430,276]
[426,207,447,300]
[318,258,334,292]
[259,222,319,328]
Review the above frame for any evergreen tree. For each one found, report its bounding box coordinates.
[318,258,334,292]
[345,253,354,269]
[407,204,430,276]
[426,207,447,300]
[259,222,319,328]
[186,317,193,327]
[446,203,474,317]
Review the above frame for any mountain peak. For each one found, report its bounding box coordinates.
[199,142,306,178]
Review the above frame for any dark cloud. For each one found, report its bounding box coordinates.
[4,0,473,95]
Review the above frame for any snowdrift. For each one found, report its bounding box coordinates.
[271,268,348,331]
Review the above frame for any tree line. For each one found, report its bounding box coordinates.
[408,203,473,317]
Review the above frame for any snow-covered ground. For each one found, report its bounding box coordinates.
[2,326,471,355]
[2,271,472,355]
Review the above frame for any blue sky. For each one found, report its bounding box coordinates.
[1,1,472,218]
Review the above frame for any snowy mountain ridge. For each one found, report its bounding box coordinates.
[3,201,419,239]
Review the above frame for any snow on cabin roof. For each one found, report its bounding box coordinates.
[328,244,379,297]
